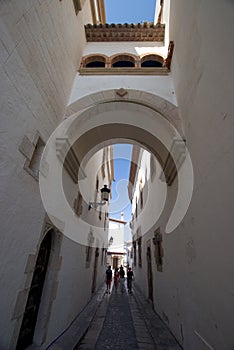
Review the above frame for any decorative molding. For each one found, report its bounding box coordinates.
[56,137,86,183]
[140,53,164,65]
[115,88,128,98]
[80,52,165,69]
[163,41,174,70]
[19,135,35,160]
[12,289,29,320]
[85,22,165,42]
[79,67,168,75]
[160,139,186,185]
[80,53,108,68]
[20,134,45,181]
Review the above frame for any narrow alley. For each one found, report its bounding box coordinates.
[49,279,182,350]
[1,1,234,349]
[77,281,181,350]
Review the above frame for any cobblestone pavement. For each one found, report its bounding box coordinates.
[76,282,182,350]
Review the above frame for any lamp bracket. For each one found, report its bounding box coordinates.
[88,201,106,210]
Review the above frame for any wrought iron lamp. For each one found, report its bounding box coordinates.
[89,185,111,210]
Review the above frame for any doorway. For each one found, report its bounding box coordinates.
[91,248,99,293]
[146,243,153,303]
[16,232,52,350]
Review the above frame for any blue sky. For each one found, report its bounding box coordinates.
[105,0,156,24]
[109,144,132,222]
[105,1,156,222]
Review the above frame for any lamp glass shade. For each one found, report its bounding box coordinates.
[101,185,110,201]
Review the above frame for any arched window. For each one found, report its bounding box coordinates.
[111,54,135,68]
[141,54,164,68]
[82,54,107,68]
[86,60,105,68]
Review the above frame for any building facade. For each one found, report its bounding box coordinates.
[107,215,126,269]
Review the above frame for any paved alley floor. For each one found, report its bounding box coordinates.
[75,282,182,350]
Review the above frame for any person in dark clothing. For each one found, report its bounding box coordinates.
[119,265,125,292]
[106,265,112,294]
[127,267,134,293]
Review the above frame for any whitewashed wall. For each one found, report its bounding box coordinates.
[167,1,234,349]
[45,147,112,345]
[69,74,177,107]
[0,1,107,348]
[131,1,234,349]
[69,40,177,106]
[108,221,125,255]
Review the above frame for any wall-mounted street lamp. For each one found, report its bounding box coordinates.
[89,185,111,210]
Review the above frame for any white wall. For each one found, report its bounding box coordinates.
[168,1,234,349]
[131,1,234,349]
[109,221,125,254]
[0,1,107,348]
[69,74,177,106]
[82,41,166,57]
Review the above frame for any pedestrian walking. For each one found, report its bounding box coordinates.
[105,265,112,294]
[127,267,134,294]
[114,268,120,290]
[119,265,125,293]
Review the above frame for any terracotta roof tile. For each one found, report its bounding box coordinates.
[85,22,165,42]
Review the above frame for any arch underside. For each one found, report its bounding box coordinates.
[40,89,191,242]
[64,89,185,186]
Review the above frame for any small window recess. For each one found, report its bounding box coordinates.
[133,240,137,266]
[111,55,135,68]
[153,229,163,272]
[138,236,142,267]
[21,135,45,181]
[73,191,83,216]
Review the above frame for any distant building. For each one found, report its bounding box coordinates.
[107,214,127,269]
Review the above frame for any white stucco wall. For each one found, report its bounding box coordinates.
[69,74,177,106]
[0,1,108,348]
[82,41,166,57]
[131,1,234,350]
[168,1,234,349]
[109,221,125,254]
[69,38,177,106]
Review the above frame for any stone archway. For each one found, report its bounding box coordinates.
[66,89,184,137]
[39,89,193,246]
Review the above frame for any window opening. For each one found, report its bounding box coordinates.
[86,61,105,68]
[138,237,142,267]
[153,230,163,272]
[141,60,162,67]
[112,60,134,68]
[28,137,45,178]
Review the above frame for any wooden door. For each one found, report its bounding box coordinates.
[147,245,153,302]
[16,232,52,349]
